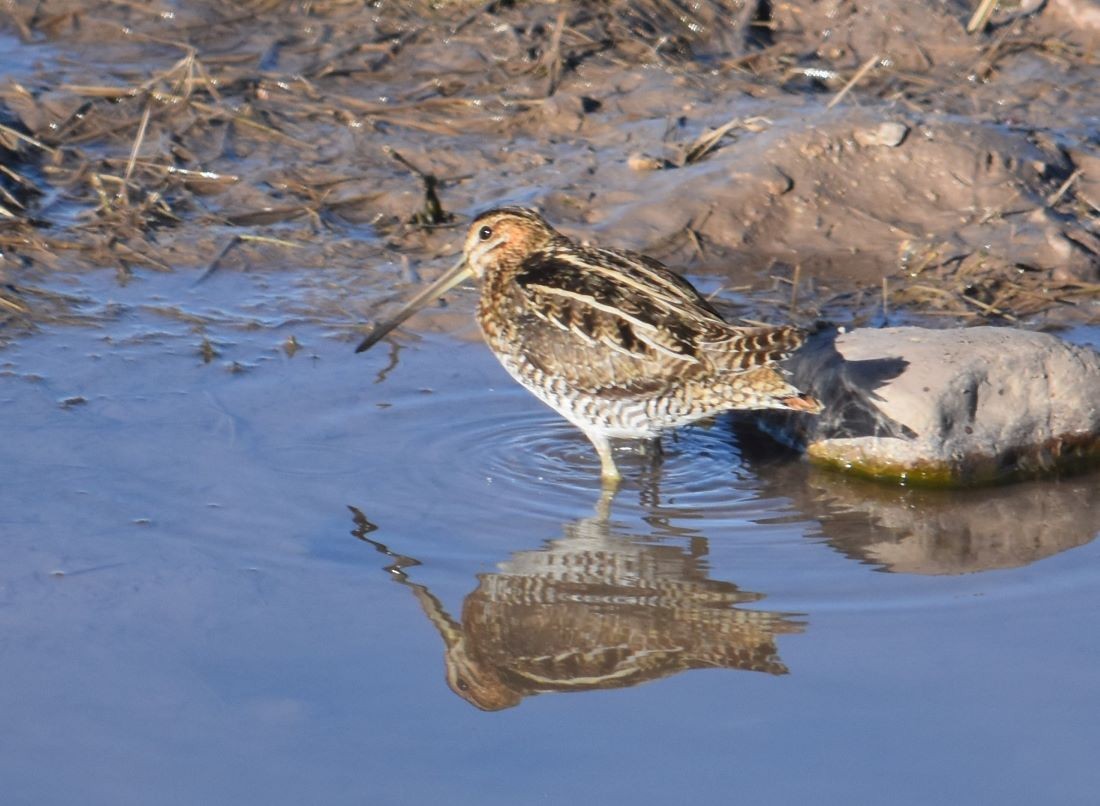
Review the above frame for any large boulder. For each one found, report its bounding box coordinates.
[771,326,1100,485]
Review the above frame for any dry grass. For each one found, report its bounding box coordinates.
[0,0,1097,334]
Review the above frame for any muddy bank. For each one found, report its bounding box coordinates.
[0,0,1097,344]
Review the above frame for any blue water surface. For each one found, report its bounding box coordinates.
[2,269,1099,806]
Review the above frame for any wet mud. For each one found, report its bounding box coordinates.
[1,0,1098,343]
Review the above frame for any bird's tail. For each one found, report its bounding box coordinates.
[779,392,824,414]
[709,324,809,372]
[712,366,820,414]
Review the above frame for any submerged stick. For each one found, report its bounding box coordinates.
[383,145,452,225]
[790,264,802,315]
[1046,169,1081,206]
[966,0,998,34]
[827,53,880,109]
[0,293,30,313]
[545,10,567,97]
[196,235,242,284]
[0,123,57,155]
[684,117,742,164]
[119,100,153,206]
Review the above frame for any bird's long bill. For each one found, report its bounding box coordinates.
[355,258,473,353]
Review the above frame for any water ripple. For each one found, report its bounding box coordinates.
[383,385,790,528]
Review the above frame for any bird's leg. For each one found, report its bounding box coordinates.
[637,436,665,493]
[593,485,617,522]
[586,431,622,487]
[637,437,664,460]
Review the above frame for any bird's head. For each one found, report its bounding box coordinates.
[355,206,560,353]
[461,207,560,279]
[443,638,523,712]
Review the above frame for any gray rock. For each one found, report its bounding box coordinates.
[771,326,1100,484]
[853,121,909,148]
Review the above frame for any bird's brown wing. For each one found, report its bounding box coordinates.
[596,249,809,366]
[514,246,731,364]
[599,248,725,319]
[514,246,806,373]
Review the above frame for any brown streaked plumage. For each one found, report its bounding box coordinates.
[357,207,821,482]
[355,508,801,712]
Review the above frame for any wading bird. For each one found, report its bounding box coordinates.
[356,208,820,483]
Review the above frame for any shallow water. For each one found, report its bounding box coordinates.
[3,269,1100,805]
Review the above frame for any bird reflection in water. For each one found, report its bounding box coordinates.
[350,497,802,711]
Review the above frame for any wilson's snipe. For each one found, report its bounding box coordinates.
[350,505,800,711]
[357,207,821,482]
[406,518,797,710]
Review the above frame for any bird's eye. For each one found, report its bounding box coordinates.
[478,225,493,241]
[456,678,470,692]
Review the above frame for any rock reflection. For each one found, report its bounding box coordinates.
[351,502,801,711]
[737,428,1100,574]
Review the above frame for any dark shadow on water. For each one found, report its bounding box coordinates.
[752,326,915,451]
[734,424,1100,575]
[350,499,802,712]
